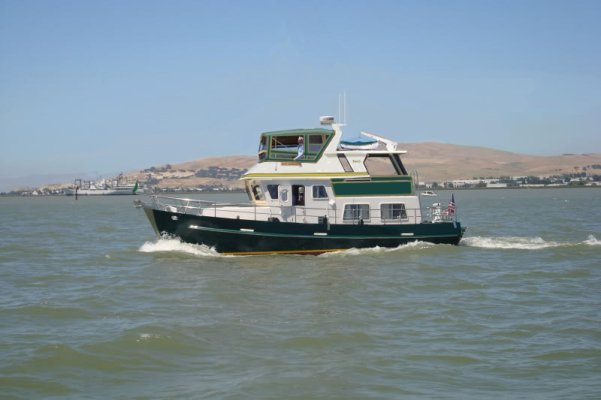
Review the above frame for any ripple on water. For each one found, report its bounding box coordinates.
[0,376,72,398]
[1,191,600,399]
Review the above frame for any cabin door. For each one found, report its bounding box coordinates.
[291,185,306,223]
[292,185,305,206]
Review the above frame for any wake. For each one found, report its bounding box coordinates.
[138,237,225,257]
[137,235,599,257]
[318,241,437,257]
[461,235,600,250]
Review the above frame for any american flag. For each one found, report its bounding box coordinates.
[447,194,456,215]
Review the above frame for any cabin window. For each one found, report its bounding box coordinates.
[267,184,279,199]
[258,136,267,160]
[312,185,328,199]
[267,135,306,161]
[343,204,370,222]
[308,134,324,153]
[337,154,354,172]
[259,130,334,162]
[258,136,267,152]
[364,154,400,176]
[381,203,407,221]
[271,136,299,152]
[280,188,288,203]
[251,185,265,201]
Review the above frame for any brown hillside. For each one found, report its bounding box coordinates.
[174,156,256,171]
[399,142,601,181]
[128,143,601,187]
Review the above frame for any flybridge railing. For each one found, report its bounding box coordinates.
[146,195,457,224]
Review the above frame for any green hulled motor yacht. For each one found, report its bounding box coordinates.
[136,116,465,255]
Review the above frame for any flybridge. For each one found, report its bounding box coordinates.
[256,115,339,163]
[257,128,335,163]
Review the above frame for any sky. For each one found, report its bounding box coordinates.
[1,0,600,190]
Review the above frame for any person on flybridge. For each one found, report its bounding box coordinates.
[294,136,305,161]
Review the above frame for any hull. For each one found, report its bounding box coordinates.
[143,207,465,255]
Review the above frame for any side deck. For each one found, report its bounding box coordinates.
[137,195,458,225]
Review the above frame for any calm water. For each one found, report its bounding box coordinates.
[1,189,600,399]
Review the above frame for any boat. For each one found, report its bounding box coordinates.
[421,191,437,197]
[339,138,379,150]
[65,175,140,196]
[136,116,465,255]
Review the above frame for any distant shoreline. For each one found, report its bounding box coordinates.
[2,185,598,197]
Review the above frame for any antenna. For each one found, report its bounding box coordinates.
[337,92,348,125]
[343,91,347,125]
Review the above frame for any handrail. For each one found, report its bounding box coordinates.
[146,195,456,224]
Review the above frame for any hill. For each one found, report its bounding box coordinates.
[125,143,601,189]
[398,142,601,181]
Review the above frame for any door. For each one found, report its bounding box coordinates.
[292,185,305,206]
[278,185,293,221]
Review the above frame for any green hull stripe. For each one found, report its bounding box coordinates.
[332,180,413,196]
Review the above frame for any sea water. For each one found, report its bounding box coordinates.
[0,189,600,399]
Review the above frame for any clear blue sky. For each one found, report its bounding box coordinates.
[1,0,600,190]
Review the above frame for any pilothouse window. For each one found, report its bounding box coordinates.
[258,136,267,152]
[308,135,325,153]
[271,136,300,152]
[251,185,265,201]
[258,136,267,160]
[267,185,279,199]
[364,154,400,176]
[258,129,333,162]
